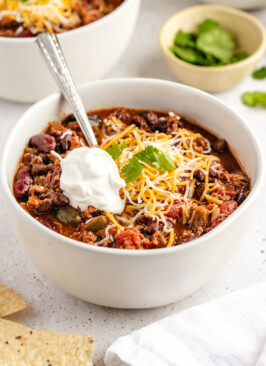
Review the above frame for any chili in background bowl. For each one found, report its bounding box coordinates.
[0,0,140,103]
[1,78,264,308]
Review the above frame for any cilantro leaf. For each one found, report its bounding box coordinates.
[242,92,266,107]
[121,156,143,183]
[157,152,176,173]
[252,66,266,80]
[198,19,219,35]
[135,145,160,165]
[170,45,203,64]
[174,30,196,48]
[122,146,176,183]
[170,45,219,66]
[106,141,126,160]
[230,52,249,64]
[196,25,235,63]
[170,19,248,67]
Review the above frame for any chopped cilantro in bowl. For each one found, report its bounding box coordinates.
[169,19,249,67]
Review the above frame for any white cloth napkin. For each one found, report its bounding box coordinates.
[105,282,266,366]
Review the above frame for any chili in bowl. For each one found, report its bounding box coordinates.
[0,0,124,37]
[13,108,250,249]
[1,79,263,308]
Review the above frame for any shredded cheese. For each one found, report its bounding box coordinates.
[96,117,222,244]
[0,0,80,34]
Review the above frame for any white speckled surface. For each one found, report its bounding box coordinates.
[0,1,266,365]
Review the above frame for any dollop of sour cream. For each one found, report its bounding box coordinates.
[60,147,126,213]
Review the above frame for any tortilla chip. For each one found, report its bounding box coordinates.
[0,284,28,318]
[0,319,94,366]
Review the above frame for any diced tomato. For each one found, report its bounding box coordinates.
[220,201,238,215]
[166,204,182,220]
[115,229,141,249]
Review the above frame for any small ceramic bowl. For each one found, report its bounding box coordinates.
[199,0,266,10]
[159,5,266,92]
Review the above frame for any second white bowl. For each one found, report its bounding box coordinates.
[0,0,140,103]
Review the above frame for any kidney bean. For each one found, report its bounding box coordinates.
[233,192,246,205]
[30,134,56,152]
[18,29,34,37]
[38,153,50,164]
[31,164,48,175]
[16,168,33,185]
[35,199,53,215]
[37,216,59,233]
[14,181,30,198]
[50,192,69,207]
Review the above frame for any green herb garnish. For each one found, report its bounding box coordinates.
[242,92,266,107]
[122,146,176,183]
[252,66,266,80]
[122,156,143,184]
[106,141,126,160]
[169,19,249,67]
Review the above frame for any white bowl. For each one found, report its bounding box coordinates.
[1,78,264,309]
[0,0,140,103]
[199,0,266,10]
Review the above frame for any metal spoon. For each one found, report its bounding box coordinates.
[36,32,98,147]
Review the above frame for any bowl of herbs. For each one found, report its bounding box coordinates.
[159,5,266,92]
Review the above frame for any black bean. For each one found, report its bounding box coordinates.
[140,111,167,132]
[57,135,70,153]
[233,192,246,205]
[38,153,50,164]
[113,109,130,123]
[30,134,56,153]
[140,111,158,125]
[194,169,205,181]
[35,200,53,215]
[145,222,160,235]
[50,192,69,207]
[62,113,76,123]
[87,113,102,125]
[131,116,148,129]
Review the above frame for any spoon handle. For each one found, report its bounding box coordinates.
[36,32,98,146]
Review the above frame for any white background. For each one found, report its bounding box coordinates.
[0,1,266,365]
